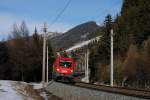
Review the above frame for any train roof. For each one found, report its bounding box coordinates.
[57,56,74,61]
[57,50,73,58]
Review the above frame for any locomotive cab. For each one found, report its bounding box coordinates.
[52,51,75,82]
[56,57,74,74]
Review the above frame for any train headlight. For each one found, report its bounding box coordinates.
[71,70,73,73]
[56,68,60,71]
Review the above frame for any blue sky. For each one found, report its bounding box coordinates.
[0,0,123,40]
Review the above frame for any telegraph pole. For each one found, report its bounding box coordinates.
[84,53,87,81]
[110,29,114,86]
[42,22,47,87]
[46,45,49,83]
[83,49,89,83]
[86,49,89,83]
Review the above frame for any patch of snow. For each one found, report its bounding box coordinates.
[0,80,23,100]
[80,32,90,38]
[66,36,101,51]
[31,83,43,89]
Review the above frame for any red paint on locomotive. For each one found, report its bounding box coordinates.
[52,51,75,81]
[54,56,75,74]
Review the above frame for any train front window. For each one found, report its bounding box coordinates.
[60,61,72,68]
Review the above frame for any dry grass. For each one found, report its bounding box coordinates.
[37,88,62,100]
[12,81,62,100]
[12,82,43,100]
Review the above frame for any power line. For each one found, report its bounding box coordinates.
[50,0,72,27]
[95,0,122,22]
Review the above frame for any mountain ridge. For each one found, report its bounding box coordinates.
[49,21,100,51]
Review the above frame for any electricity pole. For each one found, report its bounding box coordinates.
[86,49,89,83]
[46,45,49,83]
[84,53,87,81]
[42,22,47,87]
[110,29,114,86]
[84,49,89,83]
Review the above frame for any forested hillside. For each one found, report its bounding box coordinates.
[89,0,150,89]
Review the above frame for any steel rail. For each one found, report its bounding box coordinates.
[65,82,150,99]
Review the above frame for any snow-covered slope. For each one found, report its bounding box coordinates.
[66,36,101,51]
[0,80,45,100]
[0,80,23,100]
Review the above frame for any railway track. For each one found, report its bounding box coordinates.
[46,81,150,100]
[71,82,150,99]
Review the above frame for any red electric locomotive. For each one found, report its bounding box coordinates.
[52,51,75,82]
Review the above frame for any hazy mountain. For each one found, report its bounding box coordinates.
[50,21,100,51]
[47,32,62,39]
